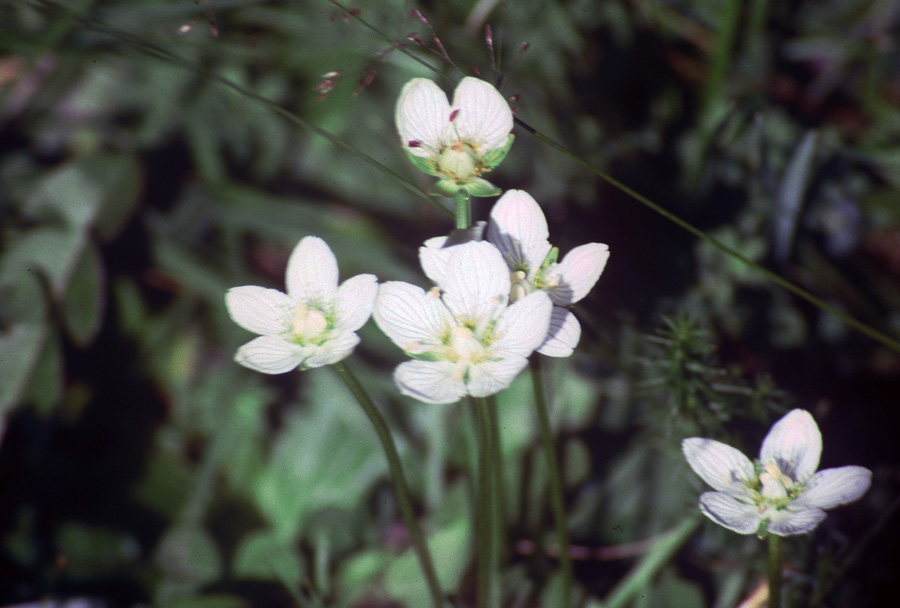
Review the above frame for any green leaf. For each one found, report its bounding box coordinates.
[155,524,223,586]
[232,530,305,586]
[403,148,440,176]
[61,242,106,346]
[481,134,514,170]
[462,177,502,197]
[161,595,246,608]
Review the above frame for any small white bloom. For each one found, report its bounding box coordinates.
[682,409,872,537]
[225,237,377,373]
[477,189,608,357]
[374,240,552,404]
[395,77,514,195]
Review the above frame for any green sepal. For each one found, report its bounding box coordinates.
[409,351,441,362]
[541,246,559,269]
[403,148,441,177]
[461,177,501,197]
[430,179,467,197]
[481,134,515,170]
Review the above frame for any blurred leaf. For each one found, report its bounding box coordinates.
[232,529,305,586]
[56,522,138,578]
[131,449,193,520]
[155,524,223,588]
[774,131,818,261]
[160,595,247,608]
[22,332,62,416]
[61,242,105,346]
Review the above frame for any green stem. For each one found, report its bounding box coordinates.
[474,397,495,608]
[454,192,472,229]
[529,357,572,607]
[332,362,445,608]
[487,396,507,568]
[768,534,782,608]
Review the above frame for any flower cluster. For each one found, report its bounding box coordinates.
[683,409,872,537]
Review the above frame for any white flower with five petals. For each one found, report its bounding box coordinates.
[395,76,514,197]
[374,240,552,404]
[225,237,377,373]
[682,409,872,537]
[421,190,609,357]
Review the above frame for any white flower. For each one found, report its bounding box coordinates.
[682,409,872,537]
[474,189,608,357]
[225,237,377,373]
[395,76,514,196]
[374,240,552,404]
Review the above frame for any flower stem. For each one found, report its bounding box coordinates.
[454,192,472,229]
[768,534,782,608]
[529,357,572,606]
[487,396,507,567]
[474,397,495,608]
[332,362,445,608]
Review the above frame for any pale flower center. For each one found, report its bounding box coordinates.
[292,302,329,343]
[439,141,478,181]
[758,462,794,502]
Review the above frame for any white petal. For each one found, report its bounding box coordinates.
[536,307,581,357]
[394,360,467,404]
[235,336,305,374]
[285,237,339,303]
[760,409,821,483]
[302,332,360,368]
[451,77,513,152]
[493,291,553,358]
[486,190,551,272]
[766,507,827,536]
[225,286,292,335]
[419,236,451,286]
[335,274,377,332]
[440,241,510,322]
[698,492,761,535]
[792,466,872,510]
[682,438,756,494]
[374,281,452,354]
[466,356,529,397]
[547,243,610,306]
[396,78,451,157]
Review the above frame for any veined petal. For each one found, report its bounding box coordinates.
[451,77,513,153]
[396,78,451,157]
[235,336,305,374]
[374,281,452,354]
[335,274,378,332]
[394,360,467,404]
[793,466,872,510]
[487,190,552,272]
[760,409,822,483]
[547,243,610,306]
[683,438,755,494]
[225,286,292,335]
[440,241,511,322]
[766,507,827,536]
[286,237,339,303]
[698,492,761,535]
[302,332,360,369]
[536,307,581,357]
[467,356,529,397]
[419,236,451,287]
[493,291,553,358]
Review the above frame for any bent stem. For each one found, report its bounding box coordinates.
[473,397,496,608]
[768,534,782,608]
[529,357,572,607]
[332,362,445,608]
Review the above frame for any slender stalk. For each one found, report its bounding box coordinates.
[454,192,472,229]
[529,357,572,607]
[768,534,782,608]
[487,396,507,567]
[332,362,445,608]
[473,397,495,608]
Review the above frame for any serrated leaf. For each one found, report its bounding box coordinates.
[61,242,106,346]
